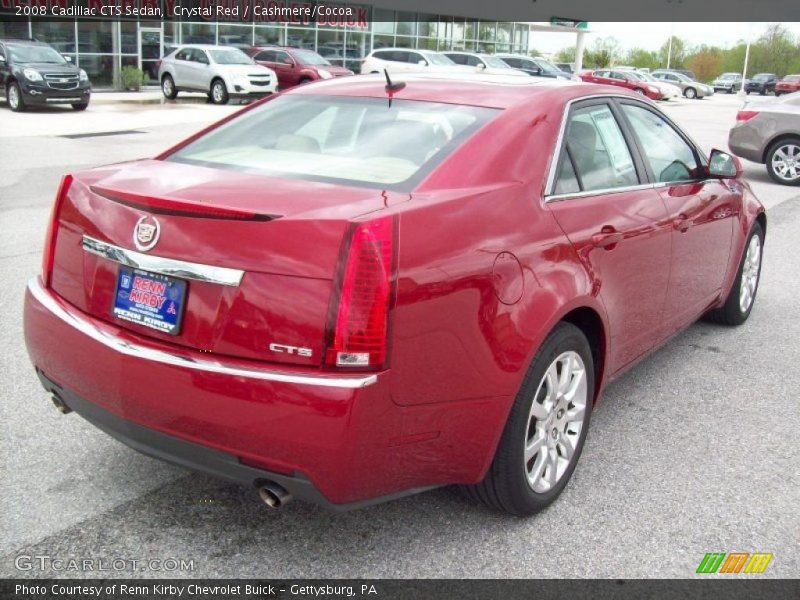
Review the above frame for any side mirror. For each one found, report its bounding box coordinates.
[476,63,486,70]
[64,55,72,63]
[708,149,741,179]
[417,59,427,66]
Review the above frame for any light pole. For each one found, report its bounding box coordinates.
[739,24,752,97]
[666,22,673,69]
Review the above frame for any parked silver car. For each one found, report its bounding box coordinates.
[158,45,277,104]
[713,72,743,94]
[729,92,800,185]
[651,70,714,99]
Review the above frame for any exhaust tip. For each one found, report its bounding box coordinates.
[51,392,72,414]
[258,482,292,509]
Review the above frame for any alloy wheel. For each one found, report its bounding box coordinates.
[163,77,173,97]
[524,351,588,493]
[8,85,19,110]
[770,143,800,182]
[739,235,761,313]
[212,82,224,103]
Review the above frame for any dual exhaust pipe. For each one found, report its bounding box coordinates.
[49,389,293,510]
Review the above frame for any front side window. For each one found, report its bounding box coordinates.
[255,50,275,62]
[621,103,701,183]
[167,96,498,190]
[557,104,638,193]
[446,53,467,65]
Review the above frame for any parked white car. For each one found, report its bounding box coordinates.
[626,70,682,100]
[442,52,529,77]
[361,48,470,76]
[158,45,277,104]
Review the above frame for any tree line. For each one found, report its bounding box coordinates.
[553,24,800,82]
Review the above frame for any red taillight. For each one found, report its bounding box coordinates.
[325,216,396,369]
[736,110,759,122]
[42,174,73,288]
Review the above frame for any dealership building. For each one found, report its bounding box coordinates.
[0,3,584,89]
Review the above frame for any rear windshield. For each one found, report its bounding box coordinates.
[166,95,498,190]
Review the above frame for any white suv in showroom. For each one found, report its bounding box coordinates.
[158,45,277,104]
[361,48,471,76]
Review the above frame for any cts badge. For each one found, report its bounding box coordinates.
[269,343,312,358]
[134,215,160,252]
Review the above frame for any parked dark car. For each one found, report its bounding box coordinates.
[249,46,353,89]
[744,73,778,95]
[0,38,91,111]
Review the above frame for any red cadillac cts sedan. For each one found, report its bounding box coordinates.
[24,74,765,516]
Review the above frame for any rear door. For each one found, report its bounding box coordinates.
[616,99,735,330]
[546,98,673,373]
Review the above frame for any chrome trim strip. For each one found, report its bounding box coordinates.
[82,236,244,287]
[27,278,377,389]
[546,182,657,203]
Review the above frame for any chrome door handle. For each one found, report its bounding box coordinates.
[673,214,693,232]
[592,230,623,249]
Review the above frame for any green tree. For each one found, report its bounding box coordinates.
[748,24,798,77]
[658,36,687,68]
[685,46,723,82]
[554,46,576,63]
[625,47,660,70]
[584,37,622,68]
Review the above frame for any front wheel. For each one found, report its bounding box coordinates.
[210,79,229,105]
[634,88,646,96]
[161,74,178,100]
[766,137,800,186]
[705,222,764,326]
[71,102,88,111]
[684,87,697,99]
[463,322,594,516]
[7,82,25,112]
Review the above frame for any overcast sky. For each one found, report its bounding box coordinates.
[533,22,800,55]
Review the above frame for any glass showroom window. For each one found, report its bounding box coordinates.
[218,24,254,49]
[345,29,369,72]
[182,22,215,44]
[287,27,316,50]
[78,20,115,88]
[317,26,346,66]
[254,25,283,46]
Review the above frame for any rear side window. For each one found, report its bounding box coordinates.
[557,104,638,193]
[621,104,701,183]
[447,53,468,65]
[167,95,499,191]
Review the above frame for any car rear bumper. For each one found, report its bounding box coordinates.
[728,122,765,163]
[23,278,505,507]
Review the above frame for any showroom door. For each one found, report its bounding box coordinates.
[139,28,163,86]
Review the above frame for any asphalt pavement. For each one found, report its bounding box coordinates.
[0,92,797,578]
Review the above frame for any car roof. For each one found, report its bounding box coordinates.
[1,39,48,46]
[177,44,244,50]
[287,72,627,110]
[494,53,533,59]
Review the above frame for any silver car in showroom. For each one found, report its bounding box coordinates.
[158,45,277,104]
[729,92,800,185]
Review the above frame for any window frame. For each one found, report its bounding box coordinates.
[544,95,709,201]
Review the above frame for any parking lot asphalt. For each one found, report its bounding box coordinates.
[0,91,797,578]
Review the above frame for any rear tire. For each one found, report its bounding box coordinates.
[705,222,764,326]
[684,87,697,99]
[210,79,229,105]
[7,82,25,112]
[161,74,178,100]
[463,322,594,516]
